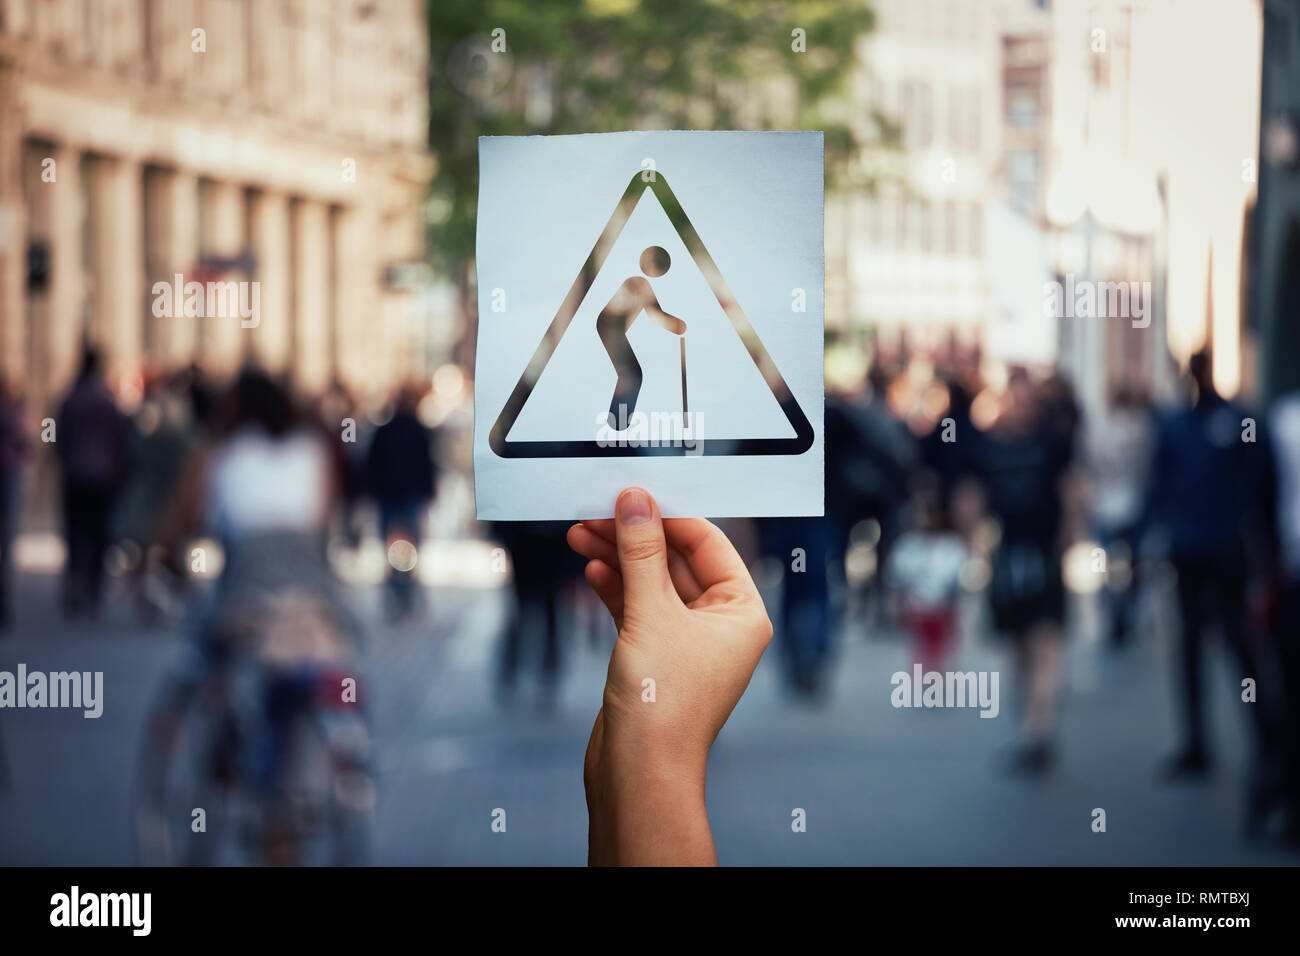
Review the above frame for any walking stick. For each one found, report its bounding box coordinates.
[680,336,689,417]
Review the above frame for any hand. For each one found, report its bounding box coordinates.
[672,318,687,335]
[567,487,772,865]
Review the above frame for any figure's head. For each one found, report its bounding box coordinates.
[78,347,103,381]
[217,365,296,440]
[640,246,670,277]
[1188,348,1215,400]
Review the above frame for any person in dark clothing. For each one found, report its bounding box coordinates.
[1267,387,1300,843]
[921,375,979,499]
[0,377,29,631]
[759,514,834,699]
[495,521,580,709]
[974,367,1078,775]
[114,373,197,621]
[182,362,216,433]
[1141,351,1275,783]
[322,384,368,549]
[366,385,438,620]
[54,349,131,618]
[824,373,916,623]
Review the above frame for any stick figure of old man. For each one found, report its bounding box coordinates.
[596,245,686,428]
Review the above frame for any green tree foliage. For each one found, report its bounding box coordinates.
[427,0,881,280]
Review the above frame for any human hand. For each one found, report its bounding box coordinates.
[567,487,772,865]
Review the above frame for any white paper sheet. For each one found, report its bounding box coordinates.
[473,130,824,520]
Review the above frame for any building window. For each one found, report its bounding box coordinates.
[881,194,899,250]
[949,87,981,150]
[968,202,985,257]
[1007,87,1039,130]
[867,196,884,247]
[1008,150,1039,216]
[902,80,933,148]
[904,197,929,251]
[943,199,958,254]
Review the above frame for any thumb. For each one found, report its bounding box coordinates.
[614,487,676,611]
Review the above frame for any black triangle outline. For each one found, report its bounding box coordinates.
[488,170,815,458]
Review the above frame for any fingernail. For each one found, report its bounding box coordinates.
[617,488,652,525]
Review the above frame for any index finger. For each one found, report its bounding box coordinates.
[662,517,757,596]
[579,518,616,543]
[584,515,755,595]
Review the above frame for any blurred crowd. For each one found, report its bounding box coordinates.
[1,336,1300,851]
[763,339,1299,850]
[0,353,457,632]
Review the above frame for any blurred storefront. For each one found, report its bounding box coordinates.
[0,0,435,413]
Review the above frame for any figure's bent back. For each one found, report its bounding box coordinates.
[597,277,656,334]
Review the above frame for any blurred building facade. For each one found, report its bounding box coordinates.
[980,0,1057,372]
[1043,0,1262,417]
[829,0,1264,417]
[830,0,1005,351]
[1042,0,1164,417]
[0,0,434,413]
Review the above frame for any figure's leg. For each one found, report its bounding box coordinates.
[63,483,88,613]
[598,321,643,425]
[498,550,527,692]
[1173,558,1209,760]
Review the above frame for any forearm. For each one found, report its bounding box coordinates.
[587,757,716,866]
[572,492,770,867]
[648,306,685,334]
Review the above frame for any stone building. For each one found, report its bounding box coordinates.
[1045,0,1262,412]
[0,0,434,413]
[828,0,1007,350]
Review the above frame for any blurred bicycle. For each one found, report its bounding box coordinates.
[134,581,374,865]
[133,369,374,865]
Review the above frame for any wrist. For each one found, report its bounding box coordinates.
[588,749,714,866]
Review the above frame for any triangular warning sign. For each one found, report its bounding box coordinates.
[489,171,814,458]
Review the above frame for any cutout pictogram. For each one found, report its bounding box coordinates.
[489,171,815,458]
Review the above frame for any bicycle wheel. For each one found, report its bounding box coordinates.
[132,676,239,866]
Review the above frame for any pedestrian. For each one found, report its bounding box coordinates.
[826,367,916,623]
[113,372,196,620]
[366,384,438,621]
[885,476,967,670]
[147,368,365,863]
[1267,386,1300,843]
[321,383,368,549]
[494,520,579,709]
[1141,351,1275,784]
[0,375,29,632]
[54,349,130,619]
[974,367,1079,775]
[759,513,833,699]
[1085,383,1155,646]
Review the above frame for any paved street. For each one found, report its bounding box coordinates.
[0,561,1295,866]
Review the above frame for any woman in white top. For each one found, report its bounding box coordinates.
[155,368,352,652]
